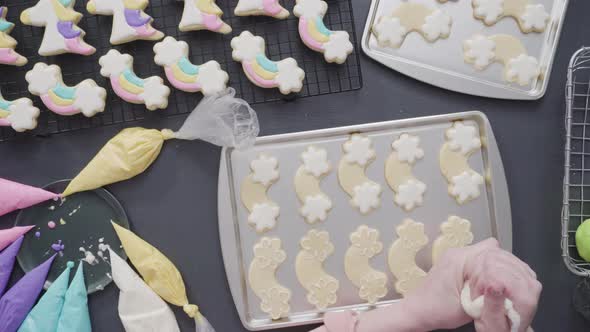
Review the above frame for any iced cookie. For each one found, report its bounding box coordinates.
[293,0,353,64]
[20,0,95,56]
[86,0,164,45]
[241,154,280,233]
[385,134,426,212]
[231,31,305,95]
[99,50,170,111]
[294,146,333,224]
[338,134,382,215]
[472,0,549,33]
[0,7,27,66]
[248,237,291,320]
[0,91,40,132]
[154,37,229,95]
[295,230,339,310]
[344,225,388,304]
[235,0,289,19]
[464,34,540,86]
[26,63,106,117]
[372,3,452,49]
[439,121,484,204]
[432,216,474,264]
[179,0,231,34]
[388,219,428,296]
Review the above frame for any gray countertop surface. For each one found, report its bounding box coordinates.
[1,0,589,331]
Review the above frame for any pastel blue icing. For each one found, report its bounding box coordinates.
[178,57,199,76]
[0,99,11,110]
[256,54,278,73]
[56,263,91,332]
[123,69,144,88]
[315,17,332,36]
[53,84,76,100]
[58,0,73,7]
[0,19,14,33]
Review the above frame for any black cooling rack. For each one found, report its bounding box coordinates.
[0,0,362,142]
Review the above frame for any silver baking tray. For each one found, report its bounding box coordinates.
[361,0,569,100]
[218,111,512,330]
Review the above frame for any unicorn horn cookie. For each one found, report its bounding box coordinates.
[0,91,40,132]
[234,0,289,19]
[179,0,231,34]
[0,7,27,66]
[20,0,95,56]
[153,37,229,95]
[87,0,164,45]
[26,63,107,117]
[293,0,353,64]
[99,50,170,111]
[231,31,305,95]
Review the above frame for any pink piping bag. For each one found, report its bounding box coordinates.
[0,178,59,217]
[0,226,34,251]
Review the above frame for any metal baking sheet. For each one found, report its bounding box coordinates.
[361,0,569,100]
[218,111,512,330]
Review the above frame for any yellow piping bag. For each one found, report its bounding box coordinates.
[111,222,215,332]
[62,88,258,196]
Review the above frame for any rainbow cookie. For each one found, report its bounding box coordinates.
[99,49,170,111]
[234,0,289,19]
[20,0,95,56]
[0,90,40,132]
[293,0,353,64]
[26,63,107,117]
[179,0,231,34]
[0,7,27,66]
[87,0,164,45]
[231,31,305,95]
[154,37,229,95]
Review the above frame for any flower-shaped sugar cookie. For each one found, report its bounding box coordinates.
[300,229,334,261]
[253,237,287,269]
[350,225,383,257]
[432,216,474,263]
[0,91,40,132]
[472,0,550,33]
[241,154,281,233]
[295,146,333,224]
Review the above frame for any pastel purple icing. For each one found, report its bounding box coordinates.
[57,21,81,39]
[0,254,56,332]
[124,9,151,27]
[0,236,24,297]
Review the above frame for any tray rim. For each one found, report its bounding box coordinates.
[218,111,512,330]
[360,0,570,100]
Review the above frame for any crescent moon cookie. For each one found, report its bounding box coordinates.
[26,63,107,117]
[86,0,164,45]
[20,0,95,56]
[0,7,27,66]
[338,134,382,215]
[295,230,339,310]
[439,121,485,204]
[294,146,333,224]
[99,50,170,111]
[463,34,541,86]
[0,91,40,132]
[472,0,549,33]
[432,216,474,264]
[235,0,289,19]
[385,134,427,212]
[344,225,388,304]
[154,37,229,95]
[248,237,292,320]
[231,31,305,95]
[293,0,354,64]
[179,0,231,34]
[241,154,281,233]
[388,219,429,296]
[372,3,452,49]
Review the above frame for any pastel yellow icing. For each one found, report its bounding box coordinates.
[0,33,16,49]
[196,0,223,15]
[0,109,9,118]
[51,0,83,23]
[172,63,197,83]
[119,74,145,94]
[308,20,329,43]
[48,89,74,106]
[252,60,277,80]
[123,0,149,10]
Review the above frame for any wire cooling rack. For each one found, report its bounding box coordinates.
[563,47,590,277]
[0,0,362,142]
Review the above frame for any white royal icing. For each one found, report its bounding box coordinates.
[73,80,107,117]
[231,31,265,62]
[446,122,482,155]
[352,182,382,214]
[343,134,376,166]
[248,203,280,233]
[421,10,452,42]
[506,54,540,86]
[392,134,424,164]
[153,36,187,66]
[323,31,353,64]
[373,16,407,48]
[99,50,133,77]
[139,77,170,111]
[473,0,504,24]
[6,99,40,132]
[25,63,60,95]
[464,35,496,70]
[450,171,484,203]
[301,194,332,223]
[275,58,305,95]
[197,61,229,95]
[293,0,327,17]
[520,4,549,32]
[394,179,426,211]
[302,146,331,177]
[251,154,280,186]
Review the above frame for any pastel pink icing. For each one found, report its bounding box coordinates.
[40,94,79,115]
[0,177,60,217]
[164,67,201,93]
[0,226,34,252]
[110,76,143,103]
[64,38,95,56]
[243,61,276,88]
[298,17,324,51]
[134,25,157,37]
[202,13,223,31]
[262,0,283,15]
[0,48,18,64]
[0,119,10,126]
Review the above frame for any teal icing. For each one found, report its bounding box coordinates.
[0,19,14,32]
[53,84,76,100]
[178,57,199,76]
[58,0,73,7]
[0,98,11,110]
[256,54,278,73]
[123,69,144,87]
[315,17,332,37]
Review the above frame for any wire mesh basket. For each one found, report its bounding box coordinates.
[563,47,590,277]
[0,0,363,142]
